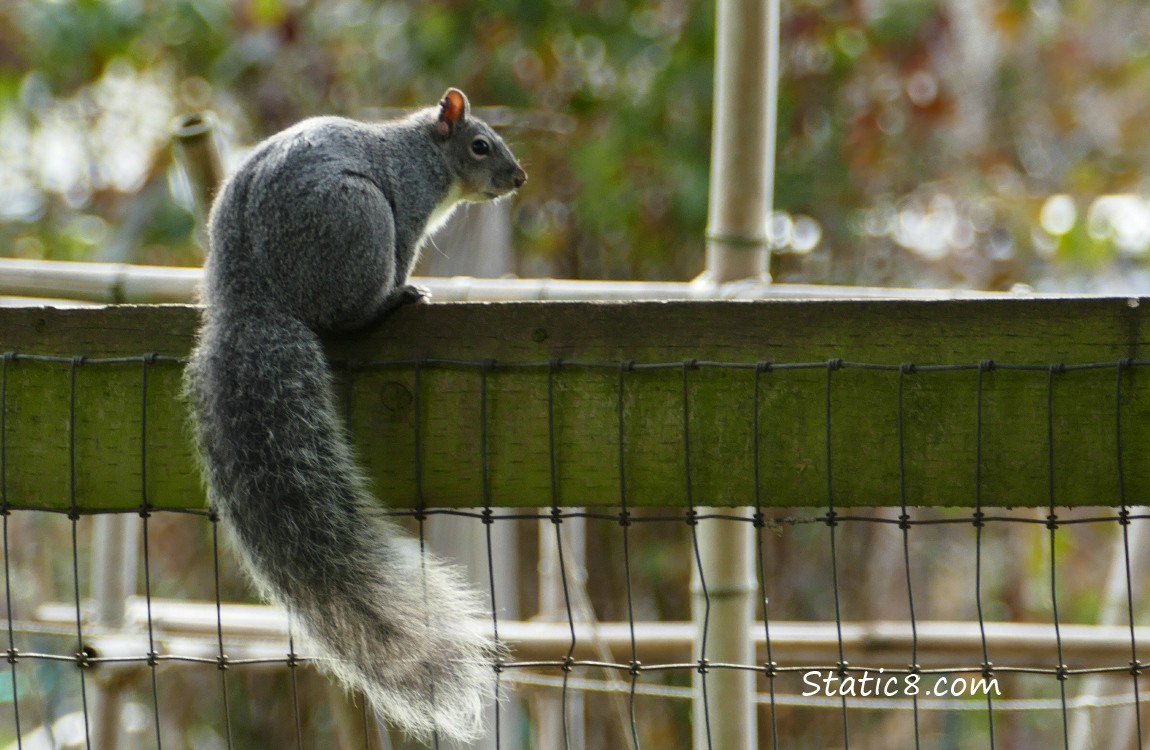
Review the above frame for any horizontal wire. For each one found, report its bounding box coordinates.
[6,351,1148,372]
[502,671,1150,713]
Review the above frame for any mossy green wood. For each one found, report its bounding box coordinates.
[0,299,1148,511]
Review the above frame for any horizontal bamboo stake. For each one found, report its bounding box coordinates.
[0,256,1060,304]
[31,598,1146,670]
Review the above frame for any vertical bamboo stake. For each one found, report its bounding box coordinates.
[534,517,587,749]
[171,111,225,247]
[702,0,778,284]
[694,1,779,748]
[693,511,757,750]
[1067,521,1150,750]
[88,514,141,750]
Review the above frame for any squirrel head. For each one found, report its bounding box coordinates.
[435,88,527,201]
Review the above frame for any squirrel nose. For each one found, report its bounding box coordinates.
[513,169,526,188]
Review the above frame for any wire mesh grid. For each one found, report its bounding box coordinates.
[2,351,1149,748]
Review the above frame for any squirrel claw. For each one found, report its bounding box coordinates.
[398,284,430,305]
[367,284,430,326]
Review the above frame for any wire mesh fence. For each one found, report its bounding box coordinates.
[2,347,1150,748]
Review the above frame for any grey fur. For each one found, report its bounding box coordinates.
[184,89,525,742]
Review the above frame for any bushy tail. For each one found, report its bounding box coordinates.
[184,310,493,742]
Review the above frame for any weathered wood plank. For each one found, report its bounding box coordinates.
[0,299,1147,510]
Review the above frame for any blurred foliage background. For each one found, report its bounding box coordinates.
[4,0,1150,291]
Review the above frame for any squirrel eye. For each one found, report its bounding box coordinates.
[470,138,491,157]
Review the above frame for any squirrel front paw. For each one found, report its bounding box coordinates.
[366,284,431,326]
[396,284,430,305]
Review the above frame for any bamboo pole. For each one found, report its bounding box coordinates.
[692,511,757,750]
[534,518,587,749]
[171,111,224,228]
[0,257,1052,305]
[694,0,779,747]
[87,514,141,750]
[702,0,778,284]
[1067,521,1150,750]
[33,600,1150,669]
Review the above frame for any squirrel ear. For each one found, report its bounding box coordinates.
[437,88,469,138]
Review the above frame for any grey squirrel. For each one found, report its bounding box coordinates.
[184,89,525,742]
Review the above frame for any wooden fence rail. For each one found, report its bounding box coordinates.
[1,298,1148,510]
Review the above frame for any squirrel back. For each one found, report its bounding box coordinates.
[184,89,525,742]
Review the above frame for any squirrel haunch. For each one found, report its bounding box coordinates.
[184,89,525,742]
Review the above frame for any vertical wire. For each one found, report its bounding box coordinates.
[339,366,377,750]
[209,510,234,750]
[824,360,849,749]
[1115,359,1144,746]
[412,359,438,750]
[682,360,713,750]
[892,363,920,745]
[286,626,304,750]
[413,360,425,507]
[1,353,21,749]
[347,356,371,744]
[480,360,503,750]
[67,357,92,750]
[138,355,164,750]
[360,702,373,750]
[753,363,779,750]
[617,362,641,750]
[410,360,442,750]
[974,361,995,747]
[410,362,431,749]
[1046,364,1070,750]
[548,359,576,750]
[897,365,921,748]
[339,363,367,749]
[351,368,379,750]
[283,350,323,750]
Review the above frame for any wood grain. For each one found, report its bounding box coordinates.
[1,298,1146,509]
